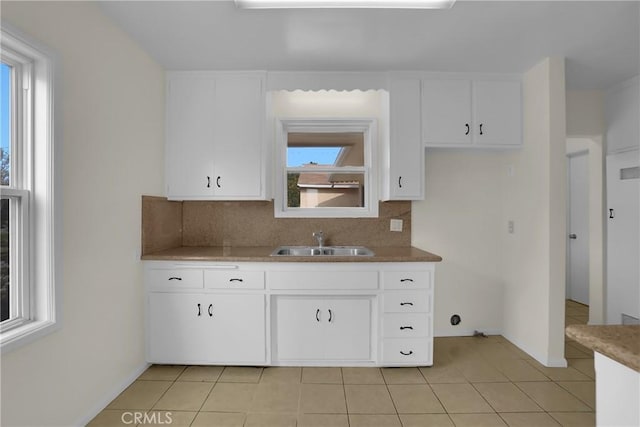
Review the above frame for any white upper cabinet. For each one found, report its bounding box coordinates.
[422,79,473,146]
[383,78,424,200]
[422,78,522,148]
[166,71,266,200]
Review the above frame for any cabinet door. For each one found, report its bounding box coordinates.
[212,74,264,198]
[166,74,215,198]
[473,80,522,146]
[208,294,266,363]
[422,79,472,146]
[388,79,424,200]
[148,293,212,362]
[323,298,372,361]
[274,297,326,361]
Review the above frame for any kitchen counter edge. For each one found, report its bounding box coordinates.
[141,246,442,263]
[565,324,640,372]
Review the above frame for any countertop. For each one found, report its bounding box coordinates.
[141,246,443,263]
[565,324,640,372]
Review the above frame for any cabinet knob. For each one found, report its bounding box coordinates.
[207,176,211,188]
[316,309,320,322]
[400,326,414,330]
[168,277,182,281]
[328,309,333,323]
[197,303,201,316]
[229,278,244,283]
[400,278,414,283]
[398,176,403,188]
[216,176,221,188]
[208,304,213,317]
[479,123,484,135]
[400,350,414,356]
[400,302,414,306]
[465,123,470,135]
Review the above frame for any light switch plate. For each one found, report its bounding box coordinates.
[390,219,403,232]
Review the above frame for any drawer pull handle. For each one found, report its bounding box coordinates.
[328,309,333,323]
[400,302,414,306]
[208,304,213,317]
[400,350,413,356]
[168,277,182,281]
[229,278,244,283]
[316,309,320,322]
[400,326,414,330]
[197,303,201,316]
[400,278,414,283]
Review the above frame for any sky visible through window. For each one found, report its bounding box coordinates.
[287,147,340,167]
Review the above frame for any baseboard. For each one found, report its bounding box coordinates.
[502,333,568,367]
[74,361,150,426]
[434,328,503,338]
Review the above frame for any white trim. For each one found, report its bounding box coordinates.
[0,24,61,353]
[275,118,378,218]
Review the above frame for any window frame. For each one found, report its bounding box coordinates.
[275,118,378,218]
[0,26,60,353]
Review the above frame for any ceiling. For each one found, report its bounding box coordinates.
[98,0,639,90]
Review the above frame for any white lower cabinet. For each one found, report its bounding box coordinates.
[274,296,372,362]
[144,261,435,366]
[148,292,265,364]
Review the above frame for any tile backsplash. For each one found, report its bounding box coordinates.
[142,196,411,255]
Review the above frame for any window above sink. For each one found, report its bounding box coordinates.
[275,118,378,218]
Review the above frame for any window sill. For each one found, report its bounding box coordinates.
[1,319,60,354]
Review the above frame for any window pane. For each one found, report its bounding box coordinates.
[287,171,365,208]
[0,198,9,322]
[0,62,10,186]
[287,132,364,167]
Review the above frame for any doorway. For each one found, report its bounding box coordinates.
[565,137,605,324]
[567,152,590,305]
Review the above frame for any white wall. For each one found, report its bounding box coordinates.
[605,76,640,154]
[604,75,640,325]
[412,151,504,336]
[566,90,604,137]
[501,57,567,367]
[1,2,164,426]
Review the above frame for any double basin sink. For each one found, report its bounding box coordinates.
[271,245,374,257]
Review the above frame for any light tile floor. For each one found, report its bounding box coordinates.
[88,300,593,427]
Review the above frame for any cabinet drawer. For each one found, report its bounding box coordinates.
[205,270,265,289]
[383,338,431,365]
[270,271,378,290]
[383,271,431,290]
[383,314,431,338]
[384,291,431,313]
[147,269,203,289]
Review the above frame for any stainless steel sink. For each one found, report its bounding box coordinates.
[271,246,375,257]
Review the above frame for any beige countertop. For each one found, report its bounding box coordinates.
[141,246,443,263]
[565,324,640,372]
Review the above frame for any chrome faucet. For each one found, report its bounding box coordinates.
[313,231,325,248]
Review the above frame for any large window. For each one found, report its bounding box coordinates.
[0,27,58,352]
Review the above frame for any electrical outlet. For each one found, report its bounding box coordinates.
[508,220,515,234]
[390,219,403,232]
